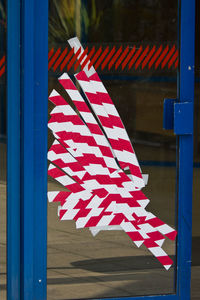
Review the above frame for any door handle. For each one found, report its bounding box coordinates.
[163,98,193,135]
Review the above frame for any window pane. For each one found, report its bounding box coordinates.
[48,1,178,298]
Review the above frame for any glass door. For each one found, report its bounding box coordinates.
[6,0,195,299]
[47,1,180,299]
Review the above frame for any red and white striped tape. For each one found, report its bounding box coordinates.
[47,37,177,270]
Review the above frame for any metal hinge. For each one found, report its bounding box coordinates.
[163,98,193,135]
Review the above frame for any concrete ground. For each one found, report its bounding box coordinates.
[0,142,199,299]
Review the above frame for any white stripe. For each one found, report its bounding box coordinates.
[81,111,96,123]
[47,191,60,202]
[57,174,76,186]
[78,79,107,94]
[48,150,76,163]
[68,37,96,77]
[49,89,60,98]
[148,246,168,257]
[50,105,76,115]
[114,150,140,166]
[91,104,108,116]
[103,103,119,116]
[66,89,84,102]
[156,224,175,235]
[85,164,110,175]
[104,126,129,140]
[121,220,137,232]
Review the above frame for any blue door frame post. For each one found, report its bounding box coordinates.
[177,0,196,299]
[7,0,48,299]
[6,0,195,300]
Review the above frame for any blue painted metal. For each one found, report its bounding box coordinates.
[163,98,176,130]
[174,102,193,135]
[176,1,195,300]
[33,0,48,298]
[7,0,21,299]
[20,0,35,297]
[20,0,48,299]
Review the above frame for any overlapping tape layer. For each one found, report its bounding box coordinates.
[48,37,177,270]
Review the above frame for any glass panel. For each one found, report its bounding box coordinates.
[48,1,178,299]
[0,0,7,299]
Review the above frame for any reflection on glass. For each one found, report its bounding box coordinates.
[48,1,178,299]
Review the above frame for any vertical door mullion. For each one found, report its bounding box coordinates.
[21,0,35,298]
[21,0,48,299]
[7,0,48,299]
[177,0,195,299]
[7,0,21,299]
[33,0,48,299]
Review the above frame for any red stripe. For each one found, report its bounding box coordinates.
[101,46,116,70]
[67,47,81,71]
[49,113,83,125]
[148,45,163,69]
[53,48,68,71]
[59,78,77,90]
[135,46,149,69]
[53,192,72,206]
[48,48,54,60]
[156,256,173,266]
[89,72,101,82]
[128,164,143,179]
[48,48,61,70]
[115,46,129,70]
[85,211,112,228]
[49,94,67,106]
[121,46,136,70]
[147,231,164,241]
[161,45,176,69]
[165,231,177,241]
[142,46,156,69]
[94,47,109,70]
[59,209,67,219]
[86,123,103,135]
[126,231,143,242]
[0,65,5,77]
[56,131,100,148]
[48,167,65,178]
[74,47,88,71]
[88,47,102,69]
[109,213,125,225]
[155,45,169,69]
[131,190,147,201]
[148,217,165,227]
[60,48,74,71]
[0,55,5,67]
[84,91,111,105]
[108,46,122,70]
[67,183,85,193]
[81,46,95,70]
[128,46,143,69]
[108,138,133,152]
[73,101,90,112]
[174,58,179,69]
[168,49,178,69]
[98,115,123,129]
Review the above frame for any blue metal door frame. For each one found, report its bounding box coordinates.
[7,0,48,299]
[6,0,195,299]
